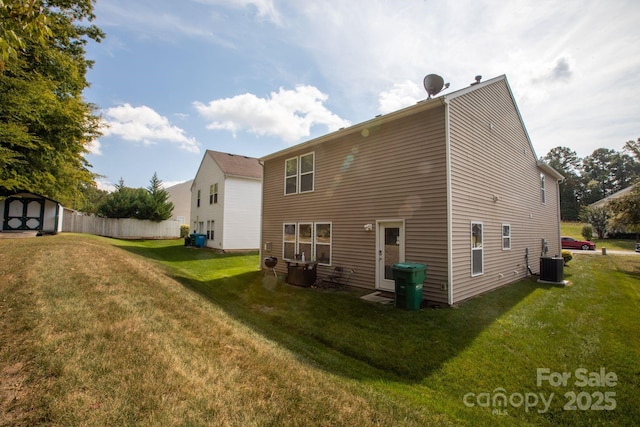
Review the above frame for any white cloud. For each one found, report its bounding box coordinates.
[284,0,640,158]
[226,0,281,25]
[378,80,424,114]
[100,104,200,153]
[96,179,116,193]
[86,139,102,156]
[194,85,351,144]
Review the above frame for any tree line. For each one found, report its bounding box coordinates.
[542,139,640,221]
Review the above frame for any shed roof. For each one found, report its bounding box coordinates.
[207,150,262,179]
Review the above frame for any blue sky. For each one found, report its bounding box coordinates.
[84,0,640,190]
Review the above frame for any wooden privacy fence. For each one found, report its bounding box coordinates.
[62,210,181,239]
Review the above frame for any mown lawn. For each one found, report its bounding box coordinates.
[1,233,639,426]
[562,221,637,251]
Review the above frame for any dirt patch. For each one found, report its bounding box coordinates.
[0,232,38,239]
[0,362,40,426]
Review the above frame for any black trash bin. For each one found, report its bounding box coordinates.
[392,262,427,310]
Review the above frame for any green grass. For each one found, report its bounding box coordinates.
[2,234,639,426]
[562,221,637,251]
[111,237,640,426]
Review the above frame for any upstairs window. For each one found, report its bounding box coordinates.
[209,185,214,204]
[197,189,201,207]
[285,152,314,195]
[541,174,546,204]
[214,183,218,204]
[285,158,297,194]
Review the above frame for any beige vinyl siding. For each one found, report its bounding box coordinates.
[262,106,450,303]
[448,79,561,304]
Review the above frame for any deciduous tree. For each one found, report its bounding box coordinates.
[0,0,104,207]
[609,186,640,241]
[579,205,611,239]
[543,146,583,220]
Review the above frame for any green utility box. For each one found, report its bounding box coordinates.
[392,262,427,310]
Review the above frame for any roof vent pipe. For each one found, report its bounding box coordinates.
[471,75,482,85]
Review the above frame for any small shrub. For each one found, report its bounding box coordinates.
[581,224,593,241]
[180,224,190,238]
[562,250,573,265]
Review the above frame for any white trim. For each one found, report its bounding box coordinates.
[284,157,298,195]
[299,152,315,193]
[444,99,454,305]
[502,223,511,250]
[314,221,332,266]
[284,152,315,195]
[375,219,405,291]
[282,221,332,266]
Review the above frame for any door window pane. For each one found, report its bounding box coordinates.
[384,227,400,280]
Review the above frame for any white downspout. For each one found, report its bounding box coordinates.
[444,99,454,306]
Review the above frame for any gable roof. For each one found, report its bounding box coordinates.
[260,74,563,181]
[589,184,638,208]
[206,150,262,179]
[0,189,61,204]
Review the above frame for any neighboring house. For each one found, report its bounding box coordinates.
[190,150,262,251]
[260,75,564,305]
[589,184,637,209]
[165,179,193,224]
[0,191,63,234]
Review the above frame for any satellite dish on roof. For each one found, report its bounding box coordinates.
[423,74,449,99]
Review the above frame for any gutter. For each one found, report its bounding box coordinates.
[260,97,446,162]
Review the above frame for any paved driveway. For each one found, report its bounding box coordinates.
[567,248,638,255]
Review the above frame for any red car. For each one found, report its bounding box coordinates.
[561,236,596,251]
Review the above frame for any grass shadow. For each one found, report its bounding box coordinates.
[114,239,561,384]
[170,268,556,384]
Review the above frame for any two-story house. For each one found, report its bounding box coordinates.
[259,75,564,305]
[191,150,262,251]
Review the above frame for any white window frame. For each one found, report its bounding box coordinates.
[541,174,546,204]
[314,222,332,266]
[285,157,298,195]
[299,152,315,193]
[207,220,215,240]
[297,222,313,261]
[471,221,484,277]
[283,223,297,259]
[502,224,511,250]
[282,221,332,266]
[284,152,315,195]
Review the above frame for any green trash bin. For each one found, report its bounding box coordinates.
[392,262,427,310]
